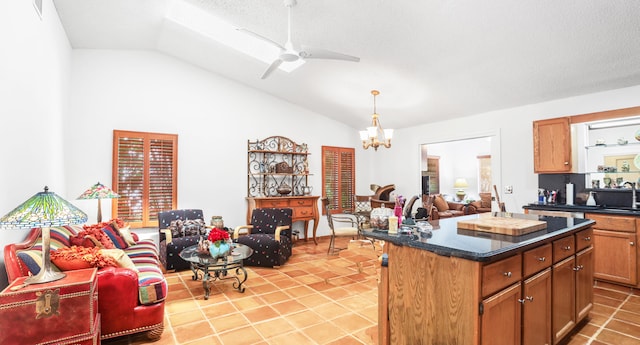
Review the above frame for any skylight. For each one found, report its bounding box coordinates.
[165,0,304,73]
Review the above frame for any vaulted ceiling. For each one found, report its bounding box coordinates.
[53,0,640,129]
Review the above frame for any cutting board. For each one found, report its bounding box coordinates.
[457,215,547,236]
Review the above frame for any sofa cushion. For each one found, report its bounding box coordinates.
[433,195,449,212]
[99,224,129,249]
[50,246,119,271]
[16,226,78,275]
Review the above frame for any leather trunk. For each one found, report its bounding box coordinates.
[0,268,99,344]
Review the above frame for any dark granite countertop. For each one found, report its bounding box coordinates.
[363,212,594,263]
[523,203,640,216]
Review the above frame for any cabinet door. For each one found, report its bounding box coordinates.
[593,230,637,285]
[481,283,522,345]
[522,268,552,345]
[533,117,571,173]
[552,256,576,344]
[576,247,594,322]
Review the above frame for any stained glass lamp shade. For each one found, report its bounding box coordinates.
[77,182,119,223]
[0,186,88,284]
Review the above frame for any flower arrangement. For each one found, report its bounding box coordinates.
[207,227,230,246]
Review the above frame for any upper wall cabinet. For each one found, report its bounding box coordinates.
[533,117,572,173]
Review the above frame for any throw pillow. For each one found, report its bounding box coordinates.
[169,219,184,238]
[100,224,129,249]
[480,193,492,208]
[433,195,449,212]
[100,248,138,272]
[78,225,116,249]
[183,219,206,236]
[50,246,118,271]
[117,226,137,246]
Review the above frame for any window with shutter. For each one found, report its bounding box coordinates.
[322,146,355,214]
[112,130,178,228]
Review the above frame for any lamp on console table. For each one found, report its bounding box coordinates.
[454,178,468,201]
[77,181,119,223]
[0,186,87,285]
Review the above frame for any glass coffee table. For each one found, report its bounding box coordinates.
[179,243,253,299]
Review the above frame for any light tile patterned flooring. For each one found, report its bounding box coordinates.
[105,237,381,345]
[104,238,640,345]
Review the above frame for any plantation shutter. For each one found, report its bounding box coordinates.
[322,146,355,214]
[113,130,178,228]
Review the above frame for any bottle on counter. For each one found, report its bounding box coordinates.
[586,191,597,206]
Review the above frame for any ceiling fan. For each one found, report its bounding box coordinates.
[237,0,360,79]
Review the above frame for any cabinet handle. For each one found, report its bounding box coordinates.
[538,257,546,262]
[526,296,534,302]
[563,245,571,251]
[564,162,569,165]
[584,236,591,241]
[573,265,584,271]
[631,242,635,246]
[518,298,526,304]
[504,272,512,278]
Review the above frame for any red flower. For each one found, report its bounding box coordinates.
[208,228,230,243]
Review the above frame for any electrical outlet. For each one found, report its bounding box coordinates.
[505,185,513,194]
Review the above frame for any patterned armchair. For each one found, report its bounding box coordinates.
[233,208,293,267]
[158,209,209,271]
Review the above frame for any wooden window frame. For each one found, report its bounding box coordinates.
[322,146,355,214]
[112,130,178,228]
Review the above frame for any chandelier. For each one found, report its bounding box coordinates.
[359,90,393,150]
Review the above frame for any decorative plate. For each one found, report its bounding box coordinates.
[634,153,640,170]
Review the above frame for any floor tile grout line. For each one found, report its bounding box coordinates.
[587,292,634,344]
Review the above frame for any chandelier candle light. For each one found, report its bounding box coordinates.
[77,182,120,223]
[0,186,88,285]
[360,90,393,150]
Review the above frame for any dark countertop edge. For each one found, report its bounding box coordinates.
[364,220,595,263]
[523,204,640,216]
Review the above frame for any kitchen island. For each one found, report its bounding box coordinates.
[365,212,595,345]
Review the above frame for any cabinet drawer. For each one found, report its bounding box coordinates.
[553,235,575,262]
[523,243,552,277]
[290,198,314,207]
[575,228,594,252]
[293,207,315,219]
[482,254,522,297]
[260,200,290,208]
[586,214,636,232]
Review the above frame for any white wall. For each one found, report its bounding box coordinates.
[375,85,640,212]
[0,0,72,289]
[65,49,362,234]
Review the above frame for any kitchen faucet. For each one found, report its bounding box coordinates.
[623,181,639,209]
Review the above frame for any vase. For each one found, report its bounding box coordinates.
[209,241,230,259]
[210,216,224,229]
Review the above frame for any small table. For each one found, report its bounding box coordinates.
[179,243,253,300]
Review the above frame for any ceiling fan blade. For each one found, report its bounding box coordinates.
[261,59,284,79]
[236,28,285,51]
[299,46,360,62]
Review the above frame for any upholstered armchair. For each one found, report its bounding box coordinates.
[158,209,209,271]
[468,192,493,213]
[233,208,293,267]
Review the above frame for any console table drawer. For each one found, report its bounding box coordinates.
[261,200,290,208]
[290,199,314,207]
[294,207,315,218]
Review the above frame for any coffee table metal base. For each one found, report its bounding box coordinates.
[189,261,248,299]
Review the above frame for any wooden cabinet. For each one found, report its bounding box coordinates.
[533,117,572,173]
[247,196,320,244]
[383,227,593,345]
[552,242,593,344]
[522,268,552,345]
[586,213,638,286]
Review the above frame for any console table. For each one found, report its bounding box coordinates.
[246,196,320,244]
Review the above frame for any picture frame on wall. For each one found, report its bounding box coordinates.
[33,0,43,19]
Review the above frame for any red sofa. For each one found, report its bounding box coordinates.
[4,224,166,340]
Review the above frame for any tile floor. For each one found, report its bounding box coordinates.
[105,237,381,345]
[103,238,640,345]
